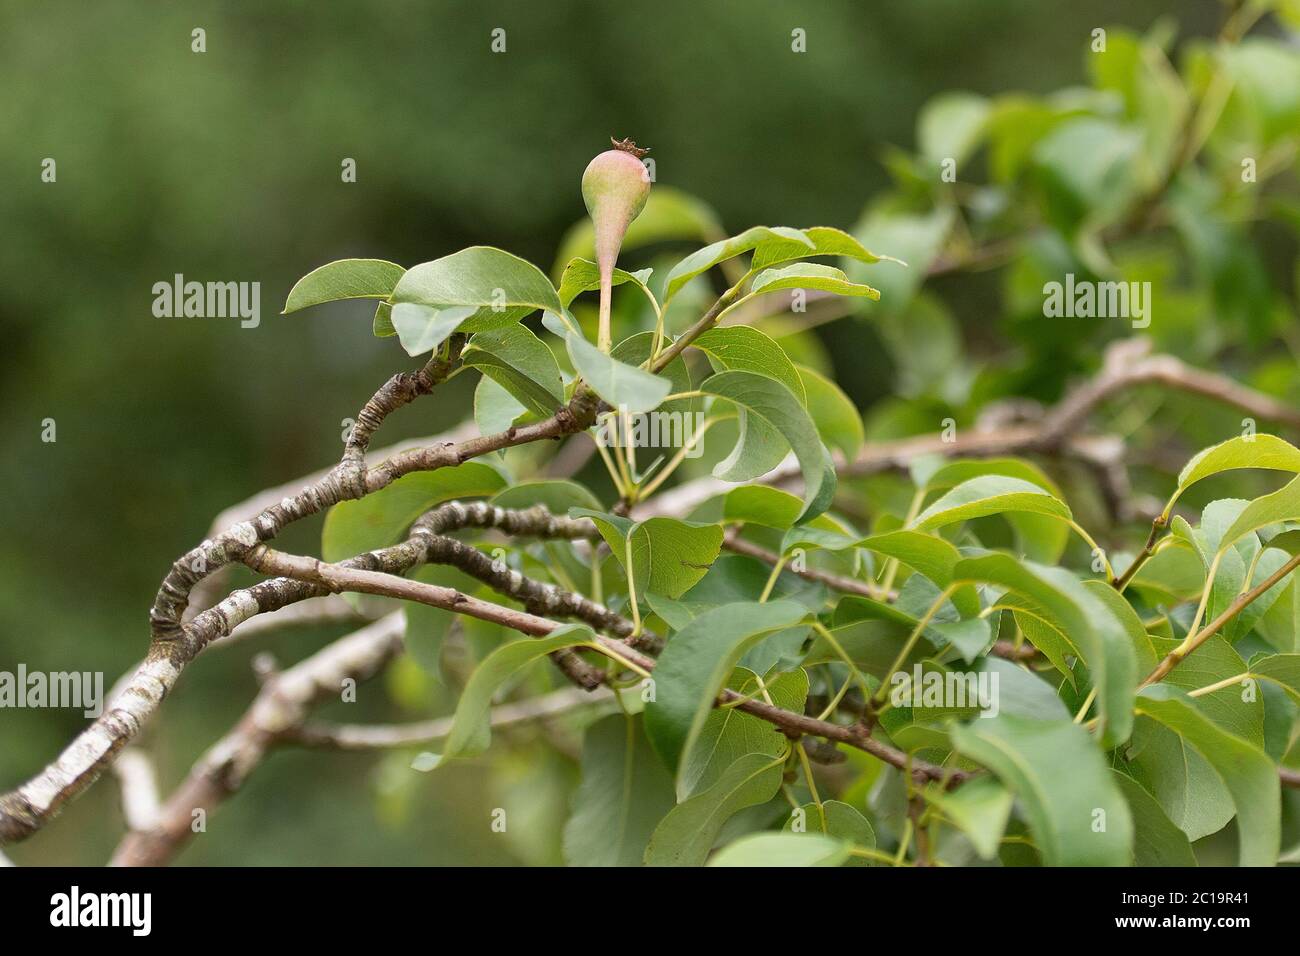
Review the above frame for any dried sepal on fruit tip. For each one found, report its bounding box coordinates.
[582,137,652,351]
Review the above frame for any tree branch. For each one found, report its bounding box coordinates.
[290,686,611,750]
[148,365,599,644]
[248,545,964,786]
[636,338,1300,520]
[110,612,407,866]
[1142,550,1300,687]
[112,749,161,835]
[722,530,893,601]
[186,422,478,623]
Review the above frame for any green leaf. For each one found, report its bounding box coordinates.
[490,480,602,514]
[788,529,978,618]
[1176,500,1258,626]
[708,832,849,867]
[389,246,562,355]
[390,303,478,356]
[797,364,864,461]
[463,324,565,415]
[1253,654,1300,705]
[680,668,807,799]
[701,370,837,522]
[570,510,723,601]
[1007,604,1079,684]
[918,458,1067,562]
[1219,474,1300,555]
[782,800,876,865]
[918,91,991,169]
[1126,715,1236,844]
[954,555,1136,747]
[643,753,785,866]
[556,257,655,310]
[950,714,1133,866]
[846,208,950,314]
[411,626,597,769]
[743,262,880,305]
[751,226,899,272]
[857,530,965,591]
[924,777,1014,860]
[1031,116,1142,233]
[1229,547,1295,642]
[692,326,805,399]
[562,715,676,866]
[880,657,987,751]
[1112,770,1197,867]
[1083,579,1159,674]
[722,486,805,530]
[692,327,805,480]
[473,373,526,437]
[911,475,1072,532]
[1148,634,1262,746]
[667,554,826,620]
[663,226,813,306]
[1171,435,1300,512]
[404,564,481,681]
[321,462,507,563]
[1135,685,1280,866]
[283,258,405,314]
[372,301,396,337]
[610,331,696,418]
[566,332,671,414]
[642,600,808,790]
[921,456,1061,495]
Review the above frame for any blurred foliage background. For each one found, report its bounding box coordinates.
[3,0,1297,864]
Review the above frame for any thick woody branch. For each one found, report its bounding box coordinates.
[0,573,329,843]
[246,547,958,785]
[148,366,599,643]
[204,424,479,542]
[342,345,463,470]
[187,422,478,623]
[149,348,461,642]
[112,749,161,834]
[117,668,612,865]
[0,498,613,843]
[246,548,585,638]
[1,504,446,843]
[111,612,408,867]
[409,501,659,651]
[216,594,367,646]
[1032,339,1300,448]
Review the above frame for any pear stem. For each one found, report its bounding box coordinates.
[597,269,613,352]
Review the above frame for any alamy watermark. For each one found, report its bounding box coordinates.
[1042,273,1151,329]
[594,405,708,459]
[889,665,1000,717]
[50,886,151,936]
[152,274,261,328]
[1,664,103,718]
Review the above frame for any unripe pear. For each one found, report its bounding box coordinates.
[582,137,651,350]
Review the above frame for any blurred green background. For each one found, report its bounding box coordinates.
[0,0,1273,864]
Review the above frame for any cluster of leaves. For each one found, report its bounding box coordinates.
[841,12,1300,445]
[277,8,1300,866]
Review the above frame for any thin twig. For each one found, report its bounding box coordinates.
[252,545,965,787]
[1142,551,1300,687]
